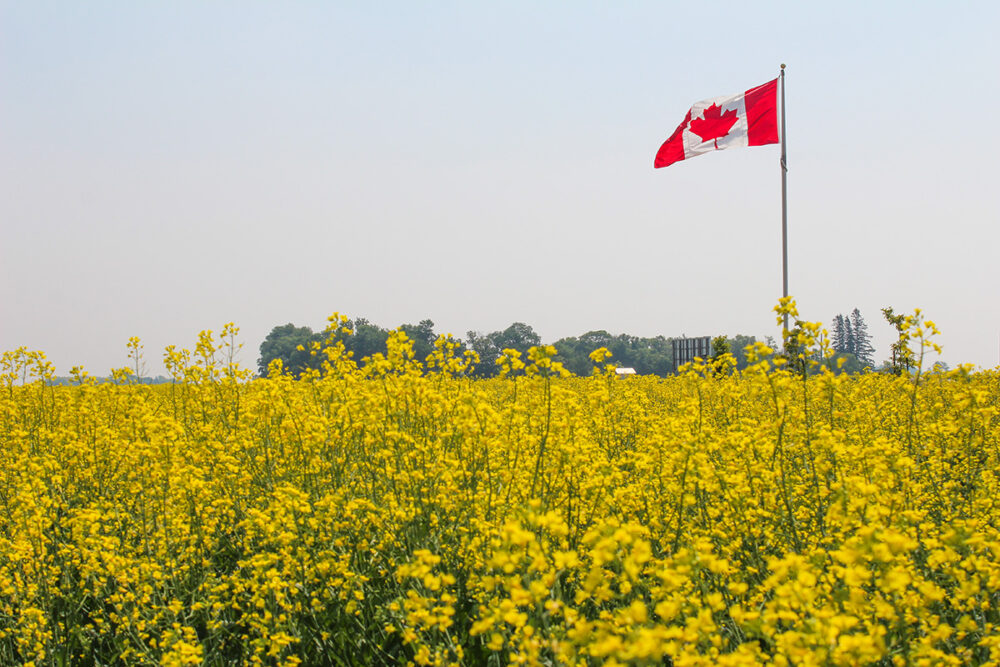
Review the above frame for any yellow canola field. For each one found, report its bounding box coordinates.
[1,319,999,666]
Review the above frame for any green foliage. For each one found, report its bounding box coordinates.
[467,323,541,378]
[256,323,322,377]
[710,335,730,359]
[465,331,501,378]
[399,319,438,362]
[828,352,862,375]
[725,334,758,370]
[346,317,390,361]
[553,332,678,377]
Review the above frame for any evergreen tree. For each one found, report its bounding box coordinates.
[850,308,875,367]
[832,314,847,353]
[844,318,855,359]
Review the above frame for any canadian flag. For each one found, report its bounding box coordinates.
[654,79,779,168]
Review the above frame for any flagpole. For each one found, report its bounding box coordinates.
[780,64,789,332]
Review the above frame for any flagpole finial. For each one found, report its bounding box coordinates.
[780,63,786,70]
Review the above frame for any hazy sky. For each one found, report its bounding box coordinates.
[3,2,999,375]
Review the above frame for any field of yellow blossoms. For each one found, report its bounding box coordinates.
[1,303,999,666]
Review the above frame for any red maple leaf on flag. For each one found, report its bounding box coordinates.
[689,103,739,148]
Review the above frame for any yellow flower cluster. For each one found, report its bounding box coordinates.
[0,309,998,665]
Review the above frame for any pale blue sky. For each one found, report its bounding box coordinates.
[2,2,999,373]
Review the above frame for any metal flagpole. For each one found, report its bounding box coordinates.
[780,64,789,332]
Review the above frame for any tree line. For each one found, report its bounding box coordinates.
[257,308,899,379]
[256,318,764,379]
